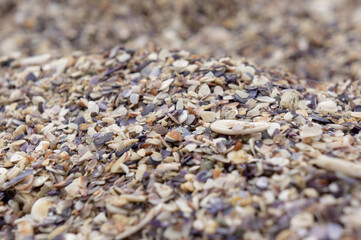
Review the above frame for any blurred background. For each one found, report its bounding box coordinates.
[1,0,361,82]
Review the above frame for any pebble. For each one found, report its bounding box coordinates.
[160,78,174,91]
[300,124,322,139]
[280,91,299,110]
[253,75,269,86]
[88,101,99,113]
[173,59,189,69]
[176,98,183,110]
[10,154,25,163]
[284,112,294,121]
[317,100,338,113]
[227,150,248,164]
[213,85,224,95]
[178,110,188,123]
[200,111,217,123]
[25,72,36,81]
[267,123,280,137]
[256,177,268,189]
[130,93,139,104]
[185,114,196,125]
[154,183,173,198]
[290,212,314,228]
[94,132,114,146]
[117,53,131,62]
[165,130,183,142]
[198,83,211,98]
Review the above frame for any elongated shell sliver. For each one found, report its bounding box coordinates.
[210,120,270,135]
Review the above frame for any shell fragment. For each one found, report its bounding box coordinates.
[210,120,270,135]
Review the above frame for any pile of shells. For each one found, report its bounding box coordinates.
[1,48,361,239]
[2,0,361,83]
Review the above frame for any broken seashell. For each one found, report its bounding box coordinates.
[227,150,248,164]
[210,120,270,135]
[315,155,361,178]
[317,100,338,113]
[31,197,55,221]
[300,124,322,139]
[154,183,173,198]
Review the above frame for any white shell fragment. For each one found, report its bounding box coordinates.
[317,100,338,113]
[160,78,174,91]
[210,120,270,135]
[315,155,361,178]
[300,124,322,139]
[31,197,55,221]
[172,59,188,69]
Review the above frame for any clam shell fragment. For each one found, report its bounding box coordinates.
[31,197,55,221]
[210,120,270,135]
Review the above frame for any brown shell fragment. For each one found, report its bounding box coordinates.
[165,130,183,142]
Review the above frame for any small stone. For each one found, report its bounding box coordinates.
[317,100,338,113]
[165,130,183,142]
[267,123,280,137]
[284,112,293,121]
[77,98,88,108]
[178,110,188,124]
[153,125,168,135]
[300,124,322,139]
[130,93,139,104]
[10,154,25,163]
[198,83,211,98]
[142,103,155,116]
[256,177,268,190]
[88,101,99,113]
[227,150,248,164]
[290,212,314,228]
[13,125,27,139]
[173,59,188,69]
[154,183,173,198]
[185,114,196,125]
[200,111,217,123]
[214,85,224,95]
[252,75,269,86]
[25,72,36,81]
[160,78,174,91]
[117,53,131,62]
[176,98,183,110]
[304,188,319,198]
[94,132,114,146]
[280,91,299,110]
[51,77,63,86]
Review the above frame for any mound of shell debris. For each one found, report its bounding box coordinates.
[1,48,361,239]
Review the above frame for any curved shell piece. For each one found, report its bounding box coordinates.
[31,197,55,221]
[210,120,270,135]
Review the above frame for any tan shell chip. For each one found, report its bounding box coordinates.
[315,155,361,178]
[210,120,270,135]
